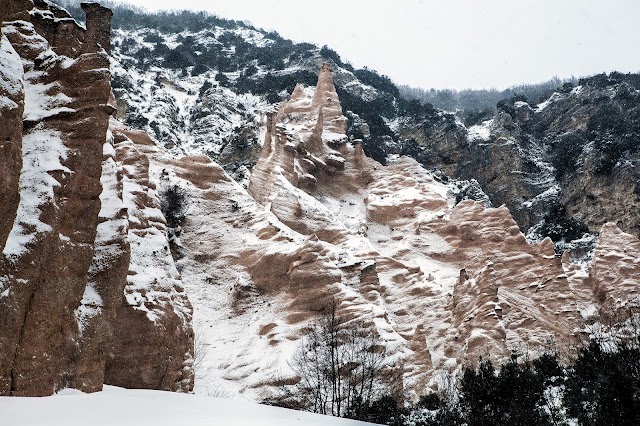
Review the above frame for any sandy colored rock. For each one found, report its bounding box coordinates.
[2,4,640,403]
[82,58,640,407]
[590,223,640,304]
[116,64,633,401]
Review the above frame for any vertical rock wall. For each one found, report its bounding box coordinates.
[0,34,23,251]
[70,131,131,392]
[104,130,194,392]
[0,4,110,395]
[0,1,193,396]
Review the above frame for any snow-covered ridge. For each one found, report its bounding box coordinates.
[105,11,390,175]
[111,28,270,166]
[4,1,640,414]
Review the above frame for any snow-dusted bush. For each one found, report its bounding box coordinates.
[159,184,190,227]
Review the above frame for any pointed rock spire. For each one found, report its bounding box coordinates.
[311,63,338,111]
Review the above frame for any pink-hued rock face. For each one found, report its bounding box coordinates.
[590,223,640,304]
[0,1,193,396]
[0,3,110,396]
[138,63,640,400]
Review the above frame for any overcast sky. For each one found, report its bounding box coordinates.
[119,0,640,90]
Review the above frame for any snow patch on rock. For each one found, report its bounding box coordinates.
[2,125,70,258]
[467,119,492,141]
[0,33,24,109]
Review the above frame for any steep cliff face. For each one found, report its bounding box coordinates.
[535,80,640,239]
[69,131,130,392]
[243,65,640,395]
[104,129,193,392]
[0,1,193,396]
[54,0,640,251]
[0,1,111,396]
[0,31,23,252]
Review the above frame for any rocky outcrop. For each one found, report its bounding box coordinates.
[118,55,640,403]
[110,119,373,396]
[434,201,583,362]
[104,128,193,392]
[406,78,640,243]
[400,109,554,232]
[0,1,193,396]
[3,0,640,405]
[81,2,112,55]
[97,1,640,248]
[118,63,638,400]
[0,3,111,396]
[69,132,130,392]
[590,223,640,304]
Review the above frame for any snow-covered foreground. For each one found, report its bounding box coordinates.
[0,386,375,426]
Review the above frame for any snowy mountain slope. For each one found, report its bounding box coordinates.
[109,36,270,166]
[401,74,640,251]
[105,65,640,406]
[55,1,640,249]
[57,0,456,182]
[56,0,640,249]
[5,1,640,414]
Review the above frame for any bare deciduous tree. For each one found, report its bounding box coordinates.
[192,325,208,380]
[289,300,387,417]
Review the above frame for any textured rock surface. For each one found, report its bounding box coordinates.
[108,64,640,401]
[76,1,640,247]
[0,1,193,396]
[590,223,640,304]
[69,132,130,392]
[409,82,640,241]
[2,0,640,404]
[0,33,23,250]
[104,128,193,392]
[0,3,110,396]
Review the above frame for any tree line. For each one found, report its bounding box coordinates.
[267,300,640,425]
[398,77,574,116]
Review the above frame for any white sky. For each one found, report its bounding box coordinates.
[118,0,640,90]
